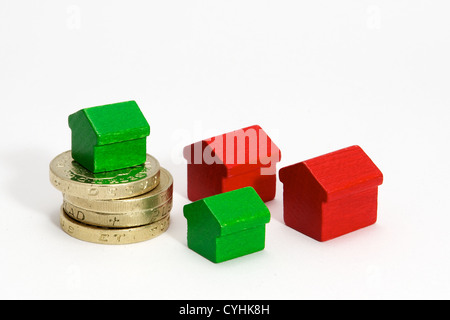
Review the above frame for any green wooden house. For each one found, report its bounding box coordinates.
[183,187,271,263]
[68,100,150,173]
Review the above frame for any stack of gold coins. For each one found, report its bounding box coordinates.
[49,151,173,245]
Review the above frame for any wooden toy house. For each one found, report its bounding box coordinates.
[183,187,271,263]
[279,145,383,242]
[68,100,150,173]
[183,125,281,202]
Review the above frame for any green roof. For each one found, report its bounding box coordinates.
[184,187,270,236]
[69,100,150,146]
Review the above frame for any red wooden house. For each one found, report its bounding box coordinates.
[279,145,383,241]
[183,125,281,202]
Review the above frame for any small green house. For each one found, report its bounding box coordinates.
[68,100,150,173]
[183,187,271,263]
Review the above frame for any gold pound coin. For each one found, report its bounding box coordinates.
[63,196,172,228]
[64,167,173,213]
[59,207,170,245]
[50,151,160,200]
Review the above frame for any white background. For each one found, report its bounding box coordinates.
[0,0,449,300]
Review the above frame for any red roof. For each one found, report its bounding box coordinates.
[279,145,383,202]
[183,125,281,176]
